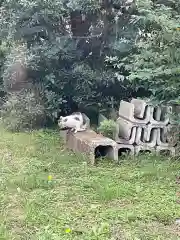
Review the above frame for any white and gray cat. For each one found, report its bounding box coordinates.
[58,112,89,133]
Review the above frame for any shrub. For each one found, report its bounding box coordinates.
[0,90,45,132]
[97,119,117,139]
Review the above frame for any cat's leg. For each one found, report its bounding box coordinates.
[73,126,83,133]
[73,128,78,133]
[73,123,80,133]
[74,127,86,133]
[73,122,86,133]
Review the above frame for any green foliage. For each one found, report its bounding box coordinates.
[0,0,138,124]
[25,40,114,118]
[0,90,45,131]
[108,0,180,104]
[97,119,117,139]
[1,0,180,128]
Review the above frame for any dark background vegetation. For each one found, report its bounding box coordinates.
[0,0,180,130]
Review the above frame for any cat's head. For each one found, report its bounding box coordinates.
[58,116,69,129]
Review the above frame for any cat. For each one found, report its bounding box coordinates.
[58,112,89,133]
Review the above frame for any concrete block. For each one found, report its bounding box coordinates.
[118,101,133,120]
[135,127,157,147]
[117,143,134,156]
[134,145,156,156]
[60,129,69,143]
[119,100,151,125]
[115,125,137,144]
[156,127,178,147]
[61,129,118,164]
[115,117,139,141]
[156,128,169,147]
[149,105,172,126]
[159,127,168,143]
[156,146,176,157]
[131,98,148,119]
[143,124,164,142]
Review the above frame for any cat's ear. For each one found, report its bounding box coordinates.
[59,116,63,121]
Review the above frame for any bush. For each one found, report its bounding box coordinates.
[0,90,45,132]
[97,119,117,139]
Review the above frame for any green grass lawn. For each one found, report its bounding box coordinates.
[0,128,180,239]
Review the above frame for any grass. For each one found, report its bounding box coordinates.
[0,127,180,239]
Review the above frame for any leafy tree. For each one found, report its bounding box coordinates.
[0,0,138,123]
[3,0,180,126]
[107,0,180,105]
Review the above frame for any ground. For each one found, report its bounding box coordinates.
[0,127,180,240]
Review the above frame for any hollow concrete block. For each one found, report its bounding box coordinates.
[156,146,176,157]
[117,143,134,156]
[156,128,169,147]
[131,98,150,119]
[143,124,164,142]
[115,117,139,141]
[119,100,151,125]
[60,129,118,164]
[115,125,137,144]
[134,145,156,156]
[158,127,168,143]
[135,127,157,147]
[149,105,172,126]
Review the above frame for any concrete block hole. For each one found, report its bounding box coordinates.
[136,106,149,120]
[153,107,159,120]
[159,150,172,157]
[139,150,152,155]
[118,148,131,157]
[141,128,156,142]
[94,145,114,159]
[153,107,169,121]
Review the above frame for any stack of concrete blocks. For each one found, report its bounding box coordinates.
[115,99,178,157]
[59,100,178,165]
